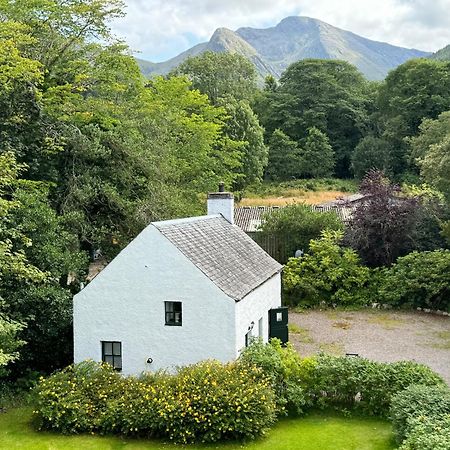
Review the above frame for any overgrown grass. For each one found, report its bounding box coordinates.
[0,408,395,450]
[240,179,357,206]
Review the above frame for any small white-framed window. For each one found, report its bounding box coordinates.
[258,317,263,338]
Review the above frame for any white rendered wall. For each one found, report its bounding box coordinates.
[74,225,236,375]
[234,273,282,355]
[207,196,234,224]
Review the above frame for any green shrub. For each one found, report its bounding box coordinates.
[399,416,450,450]
[310,355,444,416]
[390,384,450,442]
[259,204,343,264]
[239,339,315,414]
[35,361,124,433]
[283,230,373,307]
[35,360,276,444]
[380,250,450,311]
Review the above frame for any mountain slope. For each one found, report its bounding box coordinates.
[139,16,429,81]
[429,44,450,61]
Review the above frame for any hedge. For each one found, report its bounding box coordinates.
[34,360,276,443]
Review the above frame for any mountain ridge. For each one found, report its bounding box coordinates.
[137,16,430,81]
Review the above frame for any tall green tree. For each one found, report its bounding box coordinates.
[172,51,258,104]
[377,59,450,176]
[351,135,393,179]
[219,97,267,188]
[256,59,371,177]
[265,129,300,180]
[299,127,335,178]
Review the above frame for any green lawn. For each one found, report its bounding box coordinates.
[0,408,395,450]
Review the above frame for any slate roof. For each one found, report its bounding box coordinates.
[153,215,282,301]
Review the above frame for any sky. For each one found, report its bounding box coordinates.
[110,0,450,62]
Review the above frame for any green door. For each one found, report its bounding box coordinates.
[269,307,289,345]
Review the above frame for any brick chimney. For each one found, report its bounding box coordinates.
[207,182,234,224]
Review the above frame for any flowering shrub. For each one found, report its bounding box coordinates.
[34,360,124,433]
[35,360,276,443]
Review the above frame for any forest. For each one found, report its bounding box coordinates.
[0,0,449,382]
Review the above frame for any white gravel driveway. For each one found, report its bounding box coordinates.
[289,309,450,384]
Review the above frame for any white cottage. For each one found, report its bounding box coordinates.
[73,189,286,375]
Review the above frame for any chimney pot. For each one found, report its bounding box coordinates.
[218,182,225,192]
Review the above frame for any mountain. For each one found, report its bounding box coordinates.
[429,44,450,61]
[137,16,429,81]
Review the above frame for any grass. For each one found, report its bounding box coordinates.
[366,313,406,330]
[240,179,358,206]
[288,324,314,343]
[429,331,450,350]
[0,408,395,450]
[318,342,345,355]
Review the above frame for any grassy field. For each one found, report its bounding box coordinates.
[239,179,357,206]
[0,408,395,450]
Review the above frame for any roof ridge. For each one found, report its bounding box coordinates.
[153,214,222,228]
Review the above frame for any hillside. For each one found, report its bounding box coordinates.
[430,44,450,61]
[138,16,429,80]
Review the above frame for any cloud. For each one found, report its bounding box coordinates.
[111,0,450,61]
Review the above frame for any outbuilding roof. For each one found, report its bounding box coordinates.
[154,215,282,301]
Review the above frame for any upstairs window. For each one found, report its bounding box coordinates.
[102,341,122,371]
[165,301,182,326]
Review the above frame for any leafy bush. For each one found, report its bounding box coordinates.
[309,354,444,416]
[379,250,450,311]
[283,230,373,307]
[35,361,125,433]
[35,360,276,443]
[390,384,450,442]
[399,416,450,450]
[239,339,315,414]
[259,204,343,264]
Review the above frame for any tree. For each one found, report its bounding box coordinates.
[420,137,450,202]
[255,60,371,177]
[408,111,450,163]
[259,204,343,263]
[219,97,267,189]
[172,51,257,104]
[345,171,421,267]
[283,230,372,307]
[377,59,450,175]
[265,129,300,180]
[351,135,393,179]
[299,127,334,178]
[0,314,24,377]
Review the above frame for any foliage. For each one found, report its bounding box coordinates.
[389,384,450,443]
[259,204,343,264]
[172,51,258,104]
[309,354,444,417]
[256,59,372,177]
[379,250,450,311]
[0,314,25,377]
[399,416,450,450]
[299,127,335,178]
[283,230,372,307]
[420,136,450,202]
[265,129,300,180]
[351,136,393,179]
[239,339,315,414]
[377,59,450,175]
[35,360,276,443]
[345,171,422,267]
[219,97,268,188]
